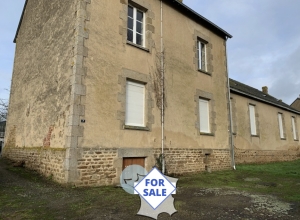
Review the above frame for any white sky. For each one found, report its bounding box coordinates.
[0,0,299,104]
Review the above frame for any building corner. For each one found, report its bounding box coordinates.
[64,0,90,184]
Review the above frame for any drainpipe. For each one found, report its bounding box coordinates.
[225,36,236,170]
[160,0,165,174]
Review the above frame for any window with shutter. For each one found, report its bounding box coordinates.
[249,105,257,135]
[199,99,210,133]
[125,81,145,127]
[292,116,297,140]
[278,113,284,139]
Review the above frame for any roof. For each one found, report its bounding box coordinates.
[13,0,28,43]
[13,0,232,43]
[230,78,300,115]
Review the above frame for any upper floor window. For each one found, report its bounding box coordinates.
[127,5,144,46]
[197,40,206,71]
[249,105,257,135]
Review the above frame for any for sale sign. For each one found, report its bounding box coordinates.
[134,167,176,210]
[120,165,178,219]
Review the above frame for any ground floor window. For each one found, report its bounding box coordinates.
[199,98,210,133]
[278,113,284,139]
[125,81,145,127]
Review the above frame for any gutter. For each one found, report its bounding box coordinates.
[225,37,236,170]
[230,88,300,115]
[160,0,165,174]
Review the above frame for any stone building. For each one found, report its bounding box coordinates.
[291,96,300,111]
[4,0,300,186]
[230,79,300,164]
[3,0,233,186]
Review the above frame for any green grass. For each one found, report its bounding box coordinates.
[1,158,300,219]
[178,159,300,202]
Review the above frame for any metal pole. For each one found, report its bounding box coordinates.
[225,37,236,170]
[160,0,165,174]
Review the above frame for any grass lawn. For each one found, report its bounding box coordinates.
[179,159,300,202]
[1,158,300,219]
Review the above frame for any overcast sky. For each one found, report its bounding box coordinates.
[0,0,299,104]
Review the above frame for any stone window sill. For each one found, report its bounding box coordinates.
[198,69,212,76]
[200,132,214,136]
[124,125,150,131]
[127,41,149,53]
[251,135,260,137]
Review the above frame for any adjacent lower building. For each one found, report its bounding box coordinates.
[230,79,300,164]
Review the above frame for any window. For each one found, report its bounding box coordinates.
[125,80,145,127]
[230,98,235,134]
[197,40,206,71]
[127,5,144,46]
[278,113,284,139]
[199,99,210,133]
[249,105,257,135]
[292,116,297,140]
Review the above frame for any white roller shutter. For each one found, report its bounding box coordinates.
[278,113,284,138]
[292,117,297,140]
[249,105,257,135]
[125,81,145,126]
[199,99,210,133]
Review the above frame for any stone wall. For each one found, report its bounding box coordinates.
[235,149,300,164]
[76,148,118,186]
[75,147,232,187]
[3,147,66,183]
[154,148,231,175]
[5,0,76,154]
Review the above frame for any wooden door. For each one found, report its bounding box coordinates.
[122,157,145,170]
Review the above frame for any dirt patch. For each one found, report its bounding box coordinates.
[1,158,300,219]
[190,188,293,219]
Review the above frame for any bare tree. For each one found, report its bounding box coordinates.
[0,98,8,121]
